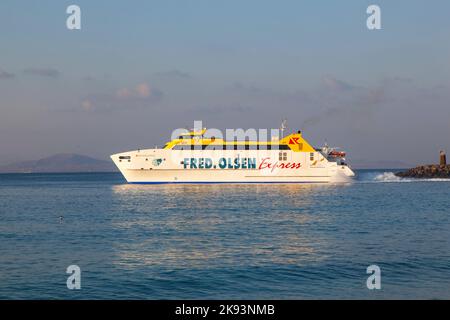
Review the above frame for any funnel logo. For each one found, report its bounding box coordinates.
[289,137,300,145]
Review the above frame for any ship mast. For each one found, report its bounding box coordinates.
[280,119,287,138]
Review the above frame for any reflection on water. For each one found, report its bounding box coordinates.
[110,184,336,269]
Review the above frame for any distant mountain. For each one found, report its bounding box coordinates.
[0,154,117,173]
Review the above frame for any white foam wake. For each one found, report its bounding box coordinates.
[373,172,403,182]
[357,171,450,183]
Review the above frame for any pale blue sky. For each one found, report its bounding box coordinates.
[1,0,449,166]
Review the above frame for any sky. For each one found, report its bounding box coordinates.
[0,0,450,166]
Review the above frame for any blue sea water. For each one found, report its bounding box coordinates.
[0,170,449,300]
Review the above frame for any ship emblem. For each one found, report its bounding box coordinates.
[152,158,164,166]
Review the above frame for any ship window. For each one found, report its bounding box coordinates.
[245,138,250,150]
[201,144,222,150]
[119,156,131,160]
[310,153,314,161]
[217,144,292,150]
[279,152,288,161]
[269,145,289,150]
[173,145,186,150]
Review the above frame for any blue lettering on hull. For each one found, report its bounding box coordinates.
[183,157,257,170]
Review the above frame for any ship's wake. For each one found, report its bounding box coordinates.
[357,171,450,183]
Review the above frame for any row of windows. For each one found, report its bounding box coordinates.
[172,144,291,150]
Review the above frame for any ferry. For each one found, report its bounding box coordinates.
[111,125,355,184]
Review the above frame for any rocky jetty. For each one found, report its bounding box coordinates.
[395,164,450,179]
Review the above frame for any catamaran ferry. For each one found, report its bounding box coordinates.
[111,126,355,184]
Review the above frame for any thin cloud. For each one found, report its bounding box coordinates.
[302,78,376,129]
[81,82,163,112]
[82,74,112,82]
[190,104,254,115]
[301,76,411,129]
[227,81,312,107]
[81,100,93,111]
[225,77,383,129]
[0,70,15,79]
[155,70,191,79]
[229,82,268,95]
[135,83,151,98]
[23,67,61,78]
[116,83,154,99]
[321,75,356,92]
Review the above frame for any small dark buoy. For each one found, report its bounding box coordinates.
[440,150,446,166]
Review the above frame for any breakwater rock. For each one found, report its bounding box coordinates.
[395,165,450,178]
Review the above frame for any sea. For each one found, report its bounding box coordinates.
[0,170,449,300]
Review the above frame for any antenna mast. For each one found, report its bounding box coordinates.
[280,119,287,138]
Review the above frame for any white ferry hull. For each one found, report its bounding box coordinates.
[111,149,355,184]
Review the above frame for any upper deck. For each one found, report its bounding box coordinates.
[163,129,315,152]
